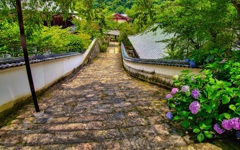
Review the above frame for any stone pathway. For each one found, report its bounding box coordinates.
[0,42,222,149]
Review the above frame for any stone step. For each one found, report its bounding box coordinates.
[0,129,120,146]
[1,117,153,133]
[0,125,186,148]
[0,131,187,149]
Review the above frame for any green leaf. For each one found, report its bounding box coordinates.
[197,133,205,142]
[218,113,231,120]
[223,82,232,87]
[199,122,211,130]
[181,120,190,128]
[169,103,176,108]
[173,116,181,121]
[179,111,190,117]
[204,105,212,113]
[206,119,212,124]
[204,131,213,139]
[235,75,240,80]
[222,95,230,104]
[229,104,236,111]
[193,128,201,133]
[186,91,190,97]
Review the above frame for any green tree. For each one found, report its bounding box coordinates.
[0,20,22,57]
[126,0,158,32]
[157,0,239,64]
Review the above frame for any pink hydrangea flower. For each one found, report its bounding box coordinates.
[171,88,179,95]
[166,94,172,99]
[189,101,200,114]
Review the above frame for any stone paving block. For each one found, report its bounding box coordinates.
[119,139,134,149]
[10,119,22,124]
[1,124,19,130]
[123,118,149,127]
[128,137,151,149]
[168,135,187,147]
[119,126,143,138]
[49,117,70,123]
[140,126,159,139]
[110,112,126,120]
[67,143,103,150]
[113,106,136,113]
[68,115,106,123]
[91,129,121,141]
[23,133,55,145]
[153,124,170,135]
[84,121,116,130]
[103,140,121,150]
[113,102,132,108]
[0,134,23,146]
[47,123,85,131]
[147,115,165,125]
[126,111,139,118]
[40,145,68,150]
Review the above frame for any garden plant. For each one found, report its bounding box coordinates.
[165,59,240,142]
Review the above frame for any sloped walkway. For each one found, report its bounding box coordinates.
[0,42,220,149]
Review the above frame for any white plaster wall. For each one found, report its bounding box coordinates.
[0,39,97,106]
[0,67,29,105]
[123,59,201,77]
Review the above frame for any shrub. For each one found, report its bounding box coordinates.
[65,35,85,53]
[166,60,240,142]
[28,26,91,55]
[0,21,22,57]
[100,43,108,52]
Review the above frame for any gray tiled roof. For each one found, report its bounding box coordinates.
[128,26,173,59]
[105,30,120,36]
[0,52,80,69]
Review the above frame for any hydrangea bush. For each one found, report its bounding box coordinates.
[165,60,240,142]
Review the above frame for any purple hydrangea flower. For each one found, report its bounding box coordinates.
[233,118,240,130]
[185,59,189,63]
[222,119,233,130]
[166,94,172,99]
[166,112,173,120]
[214,123,226,134]
[171,88,179,95]
[181,85,190,92]
[191,89,200,99]
[232,117,240,130]
[237,131,240,139]
[189,101,201,114]
[190,60,195,68]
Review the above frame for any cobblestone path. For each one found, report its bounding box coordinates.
[0,42,221,149]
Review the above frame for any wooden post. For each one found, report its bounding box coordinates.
[16,0,40,112]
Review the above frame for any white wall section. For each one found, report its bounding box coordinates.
[0,39,99,107]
